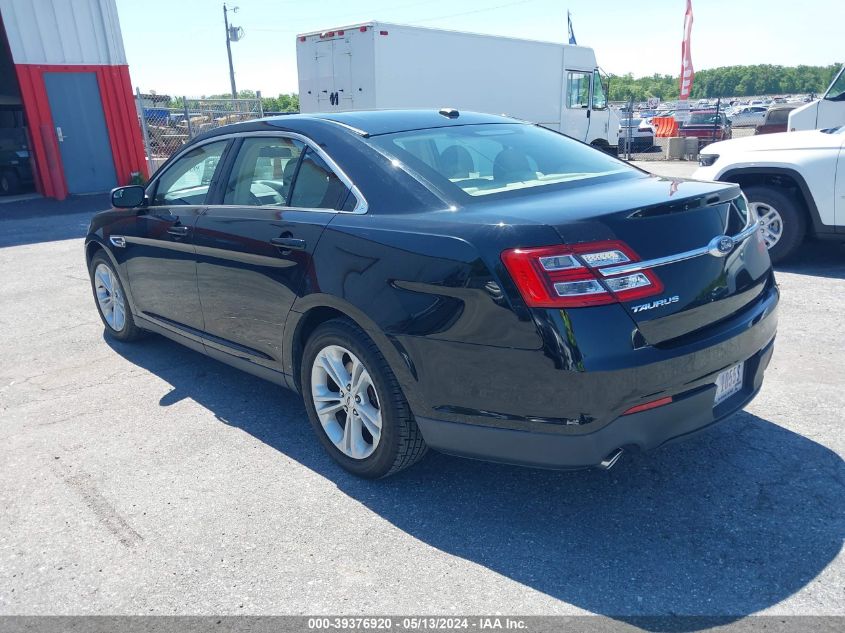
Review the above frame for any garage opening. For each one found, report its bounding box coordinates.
[0,11,36,197]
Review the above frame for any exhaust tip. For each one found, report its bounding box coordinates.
[598,448,624,470]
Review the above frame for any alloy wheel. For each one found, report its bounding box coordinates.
[94,263,127,332]
[310,344,382,460]
[749,201,784,249]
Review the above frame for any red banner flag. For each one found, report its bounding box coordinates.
[679,0,694,100]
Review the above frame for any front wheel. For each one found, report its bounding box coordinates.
[743,186,806,264]
[0,169,21,196]
[88,251,144,341]
[301,319,427,478]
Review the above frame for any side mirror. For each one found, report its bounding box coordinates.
[111,185,146,209]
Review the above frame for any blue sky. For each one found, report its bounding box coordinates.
[116,0,843,97]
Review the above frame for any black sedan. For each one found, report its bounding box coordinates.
[86,110,778,478]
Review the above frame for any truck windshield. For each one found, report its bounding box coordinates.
[825,66,845,101]
[592,69,608,110]
[369,123,632,199]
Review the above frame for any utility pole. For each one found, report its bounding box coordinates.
[223,3,238,99]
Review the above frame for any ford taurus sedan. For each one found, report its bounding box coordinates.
[86,110,778,478]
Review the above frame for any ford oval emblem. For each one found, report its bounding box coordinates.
[708,235,735,257]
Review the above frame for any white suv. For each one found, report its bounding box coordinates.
[694,127,845,263]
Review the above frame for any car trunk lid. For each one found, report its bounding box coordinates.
[496,174,772,345]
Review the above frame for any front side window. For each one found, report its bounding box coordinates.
[370,123,632,199]
[567,72,590,109]
[591,69,608,110]
[224,137,304,206]
[289,148,348,210]
[153,141,228,206]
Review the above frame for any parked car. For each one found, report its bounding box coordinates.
[729,106,768,127]
[640,110,673,132]
[755,105,798,135]
[617,118,654,151]
[87,110,778,478]
[0,105,35,196]
[695,125,845,262]
[679,110,732,146]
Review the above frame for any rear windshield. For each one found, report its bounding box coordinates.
[766,109,791,124]
[368,123,632,199]
[688,112,724,125]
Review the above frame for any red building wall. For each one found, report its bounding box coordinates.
[15,63,147,200]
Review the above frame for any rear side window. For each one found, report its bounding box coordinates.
[153,141,228,206]
[370,123,631,199]
[224,137,304,206]
[289,148,348,210]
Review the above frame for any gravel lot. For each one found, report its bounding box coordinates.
[0,198,843,622]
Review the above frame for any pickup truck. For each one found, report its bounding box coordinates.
[694,126,845,262]
[679,110,732,147]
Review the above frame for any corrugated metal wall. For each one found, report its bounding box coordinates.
[0,0,126,65]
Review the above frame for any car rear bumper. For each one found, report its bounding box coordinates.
[618,134,654,147]
[416,336,774,469]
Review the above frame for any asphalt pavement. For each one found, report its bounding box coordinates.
[0,196,843,624]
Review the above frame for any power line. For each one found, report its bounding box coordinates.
[247,0,448,29]
[410,0,538,24]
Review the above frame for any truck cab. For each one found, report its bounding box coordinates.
[788,65,845,132]
[296,22,619,151]
[559,50,619,151]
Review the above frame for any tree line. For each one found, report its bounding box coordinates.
[171,90,300,112]
[607,63,841,102]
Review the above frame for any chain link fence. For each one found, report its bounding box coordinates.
[614,97,756,163]
[135,90,265,175]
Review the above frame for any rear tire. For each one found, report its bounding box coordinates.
[744,185,806,264]
[301,319,427,478]
[590,140,615,156]
[0,169,20,196]
[88,251,144,341]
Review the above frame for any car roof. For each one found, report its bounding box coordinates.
[303,110,516,135]
[198,110,520,141]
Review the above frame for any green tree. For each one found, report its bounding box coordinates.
[608,63,840,101]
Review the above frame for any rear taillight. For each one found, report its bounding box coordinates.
[500,240,663,308]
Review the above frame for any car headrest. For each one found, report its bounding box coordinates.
[493,148,533,183]
[440,145,474,179]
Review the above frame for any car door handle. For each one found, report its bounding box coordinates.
[167,225,190,237]
[271,237,307,251]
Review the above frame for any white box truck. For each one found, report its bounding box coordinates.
[788,64,845,132]
[296,22,620,150]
